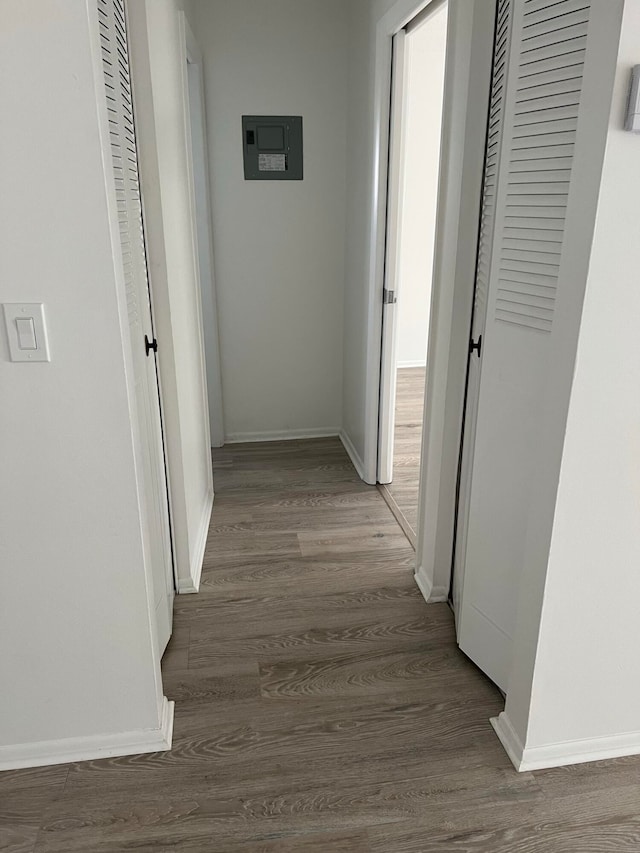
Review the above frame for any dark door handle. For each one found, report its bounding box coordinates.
[470,335,482,358]
[145,335,158,357]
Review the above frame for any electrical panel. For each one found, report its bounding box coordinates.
[242,116,303,181]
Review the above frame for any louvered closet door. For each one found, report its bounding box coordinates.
[98,0,174,653]
[456,0,592,690]
[452,0,511,619]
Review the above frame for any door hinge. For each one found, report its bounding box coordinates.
[383,289,397,305]
[145,335,158,357]
[470,335,482,358]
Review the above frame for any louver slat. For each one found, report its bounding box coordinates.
[493,0,590,332]
[471,0,513,325]
[98,0,151,334]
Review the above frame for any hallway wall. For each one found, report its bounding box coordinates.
[191,0,348,442]
[502,0,637,768]
[342,0,375,471]
[0,0,166,764]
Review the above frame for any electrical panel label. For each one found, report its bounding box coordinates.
[259,153,287,172]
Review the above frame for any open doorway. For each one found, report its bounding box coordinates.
[378,1,449,547]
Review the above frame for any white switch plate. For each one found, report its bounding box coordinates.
[3,303,50,362]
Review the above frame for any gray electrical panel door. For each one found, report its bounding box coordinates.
[242,116,303,181]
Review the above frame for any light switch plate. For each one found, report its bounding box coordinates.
[3,303,50,362]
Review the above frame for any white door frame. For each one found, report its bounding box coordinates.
[179,12,225,449]
[377,29,409,485]
[377,1,449,487]
[363,0,433,488]
[363,0,497,601]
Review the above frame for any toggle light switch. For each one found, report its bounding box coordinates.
[3,303,50,362]
[15,317,37,350]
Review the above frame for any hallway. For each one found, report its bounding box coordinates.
[4,439,640,852]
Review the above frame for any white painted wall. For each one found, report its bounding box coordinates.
[191,0,348,442]
[396,7,448,368]
[128,0,213,592]
[496,0,633,771]
[0,0,167,765]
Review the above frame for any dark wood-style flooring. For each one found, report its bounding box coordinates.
[3,438,640,851]
[381,367,426,544]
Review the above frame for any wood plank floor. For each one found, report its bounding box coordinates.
[380,367,426,544]
[3,437,640,851]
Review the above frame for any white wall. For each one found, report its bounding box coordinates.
[128,0,213,592]
[0,0,167,766]
[497,0,632,771]
[192,0,348,442]
[396,7,448,368]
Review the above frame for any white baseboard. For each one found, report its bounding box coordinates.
[339,430,366,481]
[225,427,340,444]
[414,564,449,604]
[492,711,640,772]
[398,360,427,369]
[0,697,174,772]
[178,487,214,595]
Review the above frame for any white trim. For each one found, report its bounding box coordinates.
[177,486,213,594]
[414,564,449,603]
[490,713,526,771]
[226,428,341,445]
[180,12,225,449]
[406,0,448,34]
[363,0,434,485]
[0,698,174,772]
[340,430,367,481]
[377,29,409,486]
[176,12,215,464]
[397,359,427,369]
[491,712,640,773]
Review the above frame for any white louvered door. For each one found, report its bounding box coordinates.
[452,0,512,619]
[456,0,592,690]
[98,0,174,653]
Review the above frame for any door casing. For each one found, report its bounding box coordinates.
[377,30,409,486]
[364,0,497,600]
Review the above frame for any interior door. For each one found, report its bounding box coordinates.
[455,0,593,690]
[378,30,409,484]
[98,0,174,653]
[452,0,509,625]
